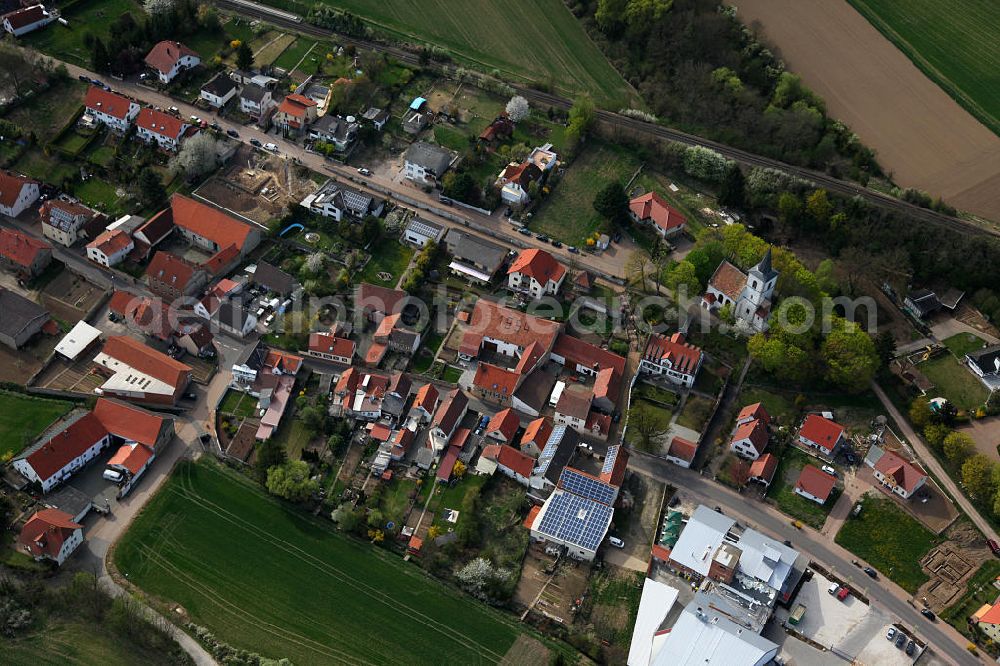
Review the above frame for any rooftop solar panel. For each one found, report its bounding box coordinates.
[602,445,620,475]
[559,467,617,506]
[535,491,613,552]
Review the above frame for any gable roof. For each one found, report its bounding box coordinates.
[412,383,439,413]
[799,414,845,452]
[555,384,592,420]
[253,260,296,295]
[100,335,191,389]
[0,170,37,209]
[18,508,82,559]
[494,444,535,478]
[642,332,702,374]
[707,261,747,301]
[168,194,255,251]
[795,465,837,501]
[472,362,520,397]
[92,398,169,447]
[731,419,769,455]
[872,449,927,494]
[629,191,686,232]
[432,388,468,434]
[136,108,186,140]
[146,251,202,290]
[599,444,629,486]
[356,282,407,317]
[521,417,552,452]
[0,288,50,340]
[977,601,1000,626]
[737,402,770,425]
[552,333,626,375]
[145,40,199,74]
[108,442,154,475]
[749,452,778,483]
[461,299,562,356]
[87,228,132,256]
[404,141,452,176]
[487,408,520,441]
[201,72,237,97]
[83,86,135,120]
[277,94,317,122]
[3,5,48,30]
[0,228,50,268]
[16,412,108,482]
[508,248,566,284]
[667,436,698,463]
[308,332,355,359]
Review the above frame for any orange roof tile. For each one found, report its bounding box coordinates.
[667,436,698,462]
[146,251,201,290]
[629,191,686,232]
[523,504,541,529]
[494,444,535,479]
[508,248,566,284]
[308,332,355,359]
[799,414,845,453]
[473,362,519,396]
[738,402,770,425]
[708,261,747,301]
[83,86,135,120]
[108,442,154,475]
[100,335,191,390]
[21,413,108,482]
[17,508,82,560]
[0,228,50,268]
[145,40,199,74]
[520,417,552,452]
[795,465,837,501]
[486,408,520,442]
[731,419,769,455]
[136,107,186,139]
[642,332,703,374]
[92,398,168,447]
[167,194,255,252]
[87,229,132,256]
[749,452,777,482]
[413,383,440,413]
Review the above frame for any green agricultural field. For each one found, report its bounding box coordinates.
[265,0,632,107]
[849,0,1000,136]
[24,0,146,66]
[115,460,530,664]
[0,391,74,459]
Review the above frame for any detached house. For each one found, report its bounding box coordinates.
[629,191,686,238]
[200,73,238,108]
[444,229,507,284]
[496,161,542,206]
[86,229,133,267]
[40,198,99,247]
[794,465,837,505]
[865,445,927,499]
[486,408,520,444]
[638,333,703,388]
[403,217,444,248]
[240,84,276,120]
[309,114,358,152]
[144,40,200,84]
[83,86,140,131]
[135,108,191,152]
[0,228,52,278]
[507,248,566,299]
[2,4,56,37]
[145,251,208,299]
[300,179,383,221]
[0,170,40,217]
[165,194,261,259]
[17,509,83,566]
[966,344,1000,393]
[403,141,452,184]
[274,94,318,135]
[730,418,769,460]
[307,333,355,364]
[797,414,846,458]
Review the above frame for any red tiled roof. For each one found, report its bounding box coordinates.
[0,228,49,268]
[556,385,592,420]
[873,449,927,494]
[87,229,132,256]
[0,170,36,209]
[749,453,777,483]
[83,86,135,120]
[449,427,471,450]
[461,299,562,358]
[136,107,186,139]
[374,312,401,341]
[508,248,566,284]
[108,442,154,475]
[437,445,461,482]
[368,423,391,441]
[309,333,355,359]
[629,191,686,232]
[523,504,541,529]
[738,402,770,426]
[592,366,621,404]
[3,5,48,30]
[487,408,520,442]
[168,194,255,252]
[277,94,317,118]
[667,436,698,462]
[799,414,845,453]
[413,383,439,413]
[334,367,359,395]
[574,271,591,290]
[108,290,138,316]
[707,261,747,302]
[513,340,546,375]
[651,544,672,562]
[145,40,199,74]
[17,508,81,560]
[202,244,239,275]
[146,251,201,290]
[552,333,626,375]
[520,417,552,452]
[432,389,468,434]
[731,419,769,455]
[586,411,612,436]
[40,198,94,222]
[263,349,303,375]
[100,335,191,390]
[365,341,388,365]
[473,362,519,397]
[493,444,534,479]
[93,398,167,447]
[499,161,542,187]
[357,282,407,318]
[21,413,108,482]
[642,332,703,375]
[600,445,629,486]
[795,465,837,501]
[977,601,1000,626]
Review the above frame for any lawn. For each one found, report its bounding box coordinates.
[11,148,77,186]
[738,386,797,426]
[218,389,258,419]
[273,36,319,72]
[433,124,472,152]
[442,365,463,383]
[4,80,86,137]
[848,0,1000,136]
[3,618,175,666]
[941,559,1000,634]
[24,0,146,66]
[359,242,414,286]
[73,178,127,215]
[0,391,74,459]
[919,353,990,411]
[942,332,988,359]
[531,141,640,246]
[115,459,528,664]
[675,395,714,433]
[269,415,314,460]
[767,447,840,530]
[263,0,632,107]
[835,496,942,593]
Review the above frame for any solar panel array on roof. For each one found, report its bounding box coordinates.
[534,424,566,476]
[535,491,613,552]
[602,445,620,476]
[559,468,617,506]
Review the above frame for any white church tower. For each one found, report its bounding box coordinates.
[737,247,777,331]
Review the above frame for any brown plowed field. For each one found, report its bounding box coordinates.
[736,0,1000,223]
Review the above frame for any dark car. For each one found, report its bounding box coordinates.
[905,640,916,656]
[783,539,792,547]
[920,608,936,621]
[518,227,532,236]
[78,74,90,82]
[714,506,723,513]
[567,246,580,254]
[989,539,1000,556]
[864,567,878,579]
[250,138,262,147]
[227,129,239,138]
[535,233,549,241]
[551,240,563,248]
[210,122,221,131]
[895,633,906,649]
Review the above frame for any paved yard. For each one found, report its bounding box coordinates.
[959,416,1000,462]
[856,466,959,534]
[854,622,924,666]
[776,571,872,649]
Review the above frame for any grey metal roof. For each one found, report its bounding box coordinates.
[201,73,237,97]
[668,505,736,576]
[0,288,49,340]
[404,141,452,177]
[446,229,506,272]
[253,261,296,296]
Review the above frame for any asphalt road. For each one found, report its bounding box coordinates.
[628,451,978,666]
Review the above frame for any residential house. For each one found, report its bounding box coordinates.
[526,467,621,561]
[40,198,99,247]
[478,113,514,146]
[730,418,769,460]
[0,288,51,349]
[410,383,439,423]
[200,73,238,108]
[135,107,191,152]
[737,402,770,428]
[482,444,534,485]
[93,335,192,405]
[165,194,261,258]
[402,110,430,135]
[527,425,578,496]
[240,84,275,119]
[332,369,391,421]
[664,436,698,468]
[486,407,520,444]
[748,453,778,488]
[307,333,355,364]
[402,217,444,248]
[252,260,297,296]
[176,324,215,358]
[144,40,200,84]
[403,142,452,184]
[797,414,846,458]
[0,228,51,278]
[444,228,507,284]
[701,248,778,332]
[2,4,56,37]
[300,179,383,221]
[86,229,133,267]
[382,372,412,423]
[274,94,318,134]
[528,143,558,173]
[213,301,257,338]
[865,445,928,499]
[572,270,591,296]
[0,169,39,217]
[145,251,208,300]
[228,343,302,440]
[507,248,566,299]
[107,291,175,342]
[496,161,542,206]
[966,344,1000,393]
[520,417,552,458]
[129,210,174,261]
[83,86,140,131]
[17,509,83,566]
[638,332,703,388]
[554,385,593,434]
[793,465,837,505]
[356,282,408,323]
[973,601,1000,644]
[309,114,358,152]
[549,333,625,414]
[367,312,420,366]
[629,191,686,238]
[361,107,389,131]
[428,388,469,452]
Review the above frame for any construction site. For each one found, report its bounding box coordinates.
[193,145,317,226]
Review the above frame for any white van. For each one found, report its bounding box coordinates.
[608,536,625,548]
[263,142,279,152]
[103,469,123,483]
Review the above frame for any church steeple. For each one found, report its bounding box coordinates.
[749,246,777,283]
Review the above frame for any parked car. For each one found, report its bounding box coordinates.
[250,138,262,147]
[227,129,239,138]
[567,246,579,254]
[551,240,563,248]
[608,536,625,548]
[357,167,371,176]
[920,608,936,621]
[988,539,1000,556]
[78,74,89,82]
[103,469,123,483]
[263,142,279,152]
[836,587,849,601]
[905,640,916,656]
[822,465,837,476]
[827,583,840,596]
[210,122,221,131]
[895,633,906,649]
[886,627,896,641]
[518,227,532,236]
[864,567,878,579]
[168,106,179,114]
[438,196,453,205]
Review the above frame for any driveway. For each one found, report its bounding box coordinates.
[959,417,1000,462]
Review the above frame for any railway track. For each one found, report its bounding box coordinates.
[216,0,997,239]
